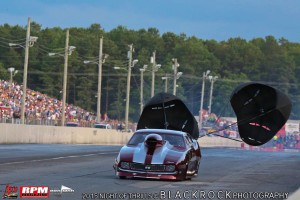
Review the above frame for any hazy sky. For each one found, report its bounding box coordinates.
[0,0,299,42]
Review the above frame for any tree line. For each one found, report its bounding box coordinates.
[0,22,299,121]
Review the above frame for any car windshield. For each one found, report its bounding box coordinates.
[128,132,185,148]
[95,124,106,128]
[95,124,111,129]
[66,123,79,127]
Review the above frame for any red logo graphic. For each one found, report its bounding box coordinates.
[2,184,18,199]
[20,186,49,198]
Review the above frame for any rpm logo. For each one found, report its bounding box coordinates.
[2,184,18,199]
[20,186,49,198]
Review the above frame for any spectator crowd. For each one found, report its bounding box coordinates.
[0,79,120,127]
[264,133,300,149]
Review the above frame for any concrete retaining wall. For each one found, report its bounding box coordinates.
[0,124,133,145]
[198,136,241,147]
[0,123,241,147]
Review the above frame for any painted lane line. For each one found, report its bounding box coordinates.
[0,151,119,166]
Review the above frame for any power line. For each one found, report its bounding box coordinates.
[0,41,26,48]
[35,43,65,51]
[0,37,26,42]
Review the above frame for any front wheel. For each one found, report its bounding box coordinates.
[177,165,188,181]
[119,176,126,179]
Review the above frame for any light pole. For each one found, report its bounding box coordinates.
[162,74,171,93]
[83,37,109,122]
[7,67,18,83]
[115,45,138,131]
[172,58,181,95]
[8,17,38,124]
[49,29,76,126]
[62,29,70,127]
[199,70,210,130]
[150,51,161,97]
[48,45,75,57]
[174,71,183,94]
[140,65,147,114]
[208,76,218,114]
[125,44,138,131]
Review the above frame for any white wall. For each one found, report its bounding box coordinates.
[0,124,132,145]
[0,123,241,147]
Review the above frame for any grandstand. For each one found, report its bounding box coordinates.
[0,79,100,127]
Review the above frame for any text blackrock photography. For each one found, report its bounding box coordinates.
[81,190,289,199]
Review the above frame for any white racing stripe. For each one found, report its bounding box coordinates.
[0,151,119,166]
[131,143,174,164]
[132,144,147,163]
[151,143,172,164]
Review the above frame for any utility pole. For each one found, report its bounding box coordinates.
[162,74,170,93]
[151,51,156,97]
[150,51,161,97]
[164,76,168,93]
[199,70,210,130]
[105,78,109,114]
[61,29,70,126]
[172,58,178,95]
[21,17,31,124]
[208,76,218,114]
[140,68,144,115]
[140,65,147,115]
[97,37,103,122]
[125,44,133,131]
[83,37,107,122]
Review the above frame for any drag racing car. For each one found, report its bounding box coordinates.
[114,129,201,180]
[114,93,201,180]
[114,83,292,180]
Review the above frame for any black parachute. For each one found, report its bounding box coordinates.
[137,93,199,139]
[230,82,292,146]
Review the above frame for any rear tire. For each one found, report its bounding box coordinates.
[119,176,126,179]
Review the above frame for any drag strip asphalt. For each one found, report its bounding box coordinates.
[0,144,299,200]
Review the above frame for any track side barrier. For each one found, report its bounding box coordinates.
[0,123,241,147]
[197,136,241,148]
[0,124,133,145]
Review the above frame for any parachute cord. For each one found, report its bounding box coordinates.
[202,89,232,135]
[210,134,243,142]
[198,119,242,142]
[162,93,168,129]
[235,107,275,127]
[199,107,276,140]
[198,121,238,138]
